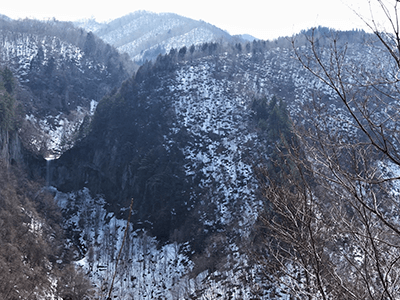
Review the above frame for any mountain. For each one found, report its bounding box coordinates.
[0,14,12,21]
[51,42,278,298]
[237,33,258,41]
[47,29,375,298]
[0,17,380,299]
[0,66,95,299]
[76,11,242,63]
[0,17,136,156]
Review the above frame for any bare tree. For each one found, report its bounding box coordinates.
[255,1,400,299]
[56,265,94,300]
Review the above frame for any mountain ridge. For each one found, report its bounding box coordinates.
[76,11,244,63]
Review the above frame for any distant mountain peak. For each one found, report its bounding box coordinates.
[0,14,12,21]
[237,33,258,42]
[76,11,242,63]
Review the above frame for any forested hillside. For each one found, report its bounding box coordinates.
[49,27,383,298]
[1,7,399,299]
[0,17,135,156]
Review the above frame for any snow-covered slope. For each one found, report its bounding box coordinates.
[76,11,239,63]
[0,18,133,156]
[0,12,390,298]
[50,29,388,299]
[46,41,318,299]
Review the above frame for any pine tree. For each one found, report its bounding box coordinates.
[2,67,14,94]
[0,80,15,131]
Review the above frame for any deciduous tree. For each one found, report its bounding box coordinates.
[256,1,400,299]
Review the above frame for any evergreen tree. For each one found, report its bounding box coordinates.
[2,67,14,94]
[0,79,15,131]
[189,44,195,55]
[253,95,296,183]
[252,95,292,144]
[178,46,187,58]
[84,31,97,56]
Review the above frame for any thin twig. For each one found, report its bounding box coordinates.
[107,198,134,300]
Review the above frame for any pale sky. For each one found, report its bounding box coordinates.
[0,0,392,40]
